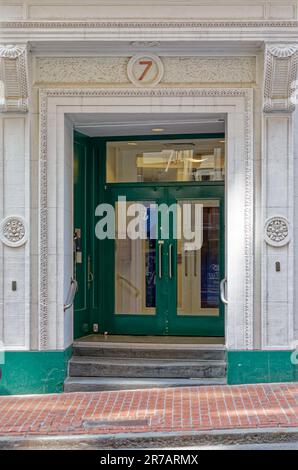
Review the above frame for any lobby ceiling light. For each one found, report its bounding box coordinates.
[187,157,209,163]
[127,142,138,146]
[152,128,165,132]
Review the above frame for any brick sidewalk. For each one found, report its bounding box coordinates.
[0,383,297,437]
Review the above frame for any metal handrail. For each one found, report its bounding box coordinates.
[117,275,140,297]
[64,278,78,312]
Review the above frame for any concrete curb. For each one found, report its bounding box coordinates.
[0,427,297,449]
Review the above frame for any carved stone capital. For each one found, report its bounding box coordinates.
[0,44,28,112]
[264,43,298,113]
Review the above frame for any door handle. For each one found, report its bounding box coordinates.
[220,278,228,305]
[87,255,94,290]
[64,278,78,312]
[158,240,164,279]
[169,243,173,279]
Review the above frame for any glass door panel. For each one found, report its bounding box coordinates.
[177,200,220,317]
[167,184,224,337]
[103,184,224,336]
[115,201,157,315]
[104,186,167,335]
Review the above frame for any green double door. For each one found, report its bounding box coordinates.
[103,183,225,337]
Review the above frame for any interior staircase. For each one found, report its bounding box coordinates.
[64,336,227,392]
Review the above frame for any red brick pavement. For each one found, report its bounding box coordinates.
[0,383,297,437]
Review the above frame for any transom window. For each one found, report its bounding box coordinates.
[106,137,225,183]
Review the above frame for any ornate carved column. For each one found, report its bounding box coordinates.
[0,44,30,349]
[262,44,298,348]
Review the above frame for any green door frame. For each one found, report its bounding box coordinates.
[74,132,225,338]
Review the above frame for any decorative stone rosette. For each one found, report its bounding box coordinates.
[264,216,291,247]
[0,216,28,247]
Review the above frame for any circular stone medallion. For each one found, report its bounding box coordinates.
[127,53,164,87]
[0,216,28,247]
[264,216,290,247]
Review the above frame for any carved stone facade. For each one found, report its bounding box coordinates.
[264,43,298,112]
[1,2,298,394]
[0,216,27,248]
[264,216,291,247]
[0,44,28,112]
[35,56,256,85]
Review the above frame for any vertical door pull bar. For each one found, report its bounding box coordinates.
[185,250,188,277]
[169,244,173,279]
[158,240,164,278]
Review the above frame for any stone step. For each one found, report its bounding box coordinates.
[64,376,227,393]
[73,342,226,361]
[69,356,226,379]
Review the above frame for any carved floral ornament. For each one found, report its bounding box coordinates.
[0,216,28,247]
[264,216,291,247]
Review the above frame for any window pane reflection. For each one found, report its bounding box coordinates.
[177,200,220,316]
[107,138,225,183]
[115,202,157,315]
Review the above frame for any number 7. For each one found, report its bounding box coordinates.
[138,60,153,81]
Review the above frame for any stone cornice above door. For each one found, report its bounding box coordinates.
[264,43,298,113]
[1,21,298,43]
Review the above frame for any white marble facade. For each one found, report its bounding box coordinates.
[0,0,298,351]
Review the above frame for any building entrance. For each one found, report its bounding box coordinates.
[74,133,225,337]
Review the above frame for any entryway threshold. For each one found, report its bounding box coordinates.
[74,334,225,350]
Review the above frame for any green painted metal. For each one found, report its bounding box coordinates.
[74,132,226,338]
[104,185,167,335]
[167,184,225,336]
[0,347,72,395]
[227,350,298,384]
[95,132,225,144]
[73,132,103,338]
[103,183,224,336]
[73,132,90,339]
